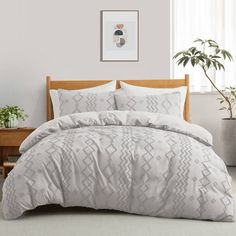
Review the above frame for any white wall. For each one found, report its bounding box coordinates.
[190,94,225,155]
[0,0,170,127]
[0,1,226,157]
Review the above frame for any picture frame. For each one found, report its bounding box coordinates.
[101,10,139,62]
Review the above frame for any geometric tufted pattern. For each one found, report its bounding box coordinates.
[58,90,116,117]
[2,111,234,221]
[115,92,181,118]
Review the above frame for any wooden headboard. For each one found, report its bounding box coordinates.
[46,74,190,121]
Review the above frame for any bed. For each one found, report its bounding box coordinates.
[2,75,235,221]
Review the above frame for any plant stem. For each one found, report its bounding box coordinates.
[202,67,233,119]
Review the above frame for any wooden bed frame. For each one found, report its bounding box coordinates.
[46,74,190,121]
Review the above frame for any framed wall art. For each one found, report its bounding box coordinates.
[101,10,139,62]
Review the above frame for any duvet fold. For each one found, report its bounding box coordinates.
[2,111,235,221]
[20,111,213,153]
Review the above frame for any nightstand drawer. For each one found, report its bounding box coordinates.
[0,128,35,147]
[0,128,35,176]
[0,131,31,146]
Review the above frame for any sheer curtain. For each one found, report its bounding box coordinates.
[172,0,236,92]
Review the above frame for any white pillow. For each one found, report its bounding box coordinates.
[50,80,116,118]
[58,90,116,116]
[115,92,181,118]
[119,81,187,119]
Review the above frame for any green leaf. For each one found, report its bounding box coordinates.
[183,57,190,67]
[225,51,233,61]
[206,59,211,68]
[211,55,221,59]
[194,38,204,43]
[215,48,220,54]
[183,52,191,57]
[221,50,227,59]
[197,56,205,62]
[193,50,201,55]
[209,43,218,48]
[221,49,233,61]
[212,61,217,70]
[173,51,184,59]
[191,58,195,66]
[177,57,186,65]
[189,47,197,54]
[208,39,218,44]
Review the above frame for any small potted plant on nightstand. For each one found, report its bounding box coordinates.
[173,38,236,166]
[0,105,28,128]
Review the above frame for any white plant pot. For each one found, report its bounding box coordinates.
[221,118,236,166]
[5,115,19,128]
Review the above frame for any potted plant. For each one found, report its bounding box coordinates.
[173,38,236,165]
[0,105,28,128]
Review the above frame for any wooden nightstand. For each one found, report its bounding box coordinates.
[0,127,35,178]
